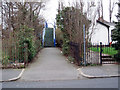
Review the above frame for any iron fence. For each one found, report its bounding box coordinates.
[2,42,28,68]
[69,42,118,66]
[69,42,81,65]
[69,42,100,65]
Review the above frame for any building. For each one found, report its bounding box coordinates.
[89,17,115,45]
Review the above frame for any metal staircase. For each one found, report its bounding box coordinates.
[44,28,54,47]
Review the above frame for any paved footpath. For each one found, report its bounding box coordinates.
[79,64,120,78]
[20,48,81,81]
[1,47,119,82]
[1,69,23,81]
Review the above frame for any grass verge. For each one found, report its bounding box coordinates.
[90,47,118,56]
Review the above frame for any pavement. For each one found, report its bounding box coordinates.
[0,47,119,82]
[78,64,120,78]
[0,69,24,82]
[19,48,80,81]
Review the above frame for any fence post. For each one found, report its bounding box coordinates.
[24,43,28,67]
[100,42,103,65]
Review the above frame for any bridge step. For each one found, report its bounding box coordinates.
[102,56,112,58]
[44,28,54,47]
[102,55,117,64]
[102,58,115,61]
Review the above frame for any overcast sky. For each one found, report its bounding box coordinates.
[42,0,118,27]
[0,0,118,27]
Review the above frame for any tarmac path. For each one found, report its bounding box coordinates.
[20,48,82,81]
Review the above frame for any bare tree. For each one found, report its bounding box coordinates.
[109,0,115,22]
[1,1,46,63]
[97,0,103,19]
[0,1,3,34]
[85,1,97,42]
[56,1,90,61]
[100,0,103,18]
[97,2,101,19]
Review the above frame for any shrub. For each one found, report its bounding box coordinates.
[111,12,120,62]
[62,34,70,55]
[114,52,120,62]
[2,55,9,66]
[68,56,75,63]
[55,28,63,47]
[17,25,36,62]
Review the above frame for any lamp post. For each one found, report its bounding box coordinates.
[83,24,86,66]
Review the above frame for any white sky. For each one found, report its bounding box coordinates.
[42,0,119,27]
[41,0,58,26]
[0,0,118,27]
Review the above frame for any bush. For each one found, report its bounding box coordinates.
[18,25,36,62]
[62,34,70,55]
[111,11,120,62]
[2,55,9,66]
[114,52,120,62]
[68,56,75,63]
[55,28,63,47]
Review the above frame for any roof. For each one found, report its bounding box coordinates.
[104,22,115,27]
[97,20,110,28]
[97,17,115,28]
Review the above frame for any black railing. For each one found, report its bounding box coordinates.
[69,42,118,66]
[69,42,81,65]
[2,43,29,68]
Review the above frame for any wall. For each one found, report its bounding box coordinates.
[109,26,115,43]
[90,23,109,45]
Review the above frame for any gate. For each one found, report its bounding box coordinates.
[100,42,118,64]
[69,42,118,66]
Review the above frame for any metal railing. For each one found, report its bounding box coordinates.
[2,43,28,68]
[69,42,118,66]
